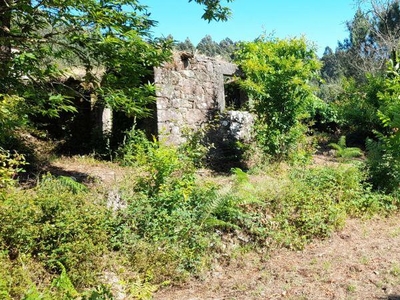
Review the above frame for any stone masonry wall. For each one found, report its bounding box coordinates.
[154,52,238,144]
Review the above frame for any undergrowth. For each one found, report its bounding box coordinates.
[0,129,398,298]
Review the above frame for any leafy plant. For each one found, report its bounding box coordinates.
[179,125,214,168]
[116,129,217,279]
[0,94,27,144]
[51,263,79,299]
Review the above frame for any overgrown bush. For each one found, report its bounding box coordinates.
[116,129,212,279]
[115,129,262,281]
[333,75,384,143]
[366,57,400,193]
[1,126,398,298]
[0,95,27,146]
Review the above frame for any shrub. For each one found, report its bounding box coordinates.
[0,175,111,290]
[234,37,321,159]
[115,129,266,281]
[115,130,217,279]
[366,57,400,193]
[333,75,384,142]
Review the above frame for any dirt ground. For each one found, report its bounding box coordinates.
[154,215,400,300]
[48,156,400,300]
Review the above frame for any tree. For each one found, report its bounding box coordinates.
[0,0,173,146]
[235,37,321,158]
[320,46,343,81]
[336,8,381,81]
[196,34,220,56]
[175,37,196,52]
[366,52,400,192]
[320,1,400,146]
[218,37,237,60]
[0,0,235,151]
[324,1,400,83]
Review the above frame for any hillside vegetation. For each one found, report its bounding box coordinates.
[3,0,400,299]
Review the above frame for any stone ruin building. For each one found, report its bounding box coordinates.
[153,51,253,145]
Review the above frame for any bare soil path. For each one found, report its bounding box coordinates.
[46,156,127,186]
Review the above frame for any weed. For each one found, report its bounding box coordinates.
[390,263,400,277]
[347,283,357,293]
[323,261,332,272]
[360,256,370,265]
[129,277,158,300]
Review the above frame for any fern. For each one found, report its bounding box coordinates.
[199,192,239,230]
[329,136,363,159]
[200,168,262,231]
[57,176,88,194]
[51,263,79,298]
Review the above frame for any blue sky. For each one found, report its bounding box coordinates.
[140,0,359,57]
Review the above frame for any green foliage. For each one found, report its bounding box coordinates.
[1,148,399,297]
[322,1,400,85]
[190,0,234,22]
[82,285,114,300]
[0,94,27,142]
[0,250,114,299]
[0,252,50,300]
[115,130,265,280]
[333,75,384,140]
[179,126,214,168]
[195,35,237,60]
[196,35,221,57]
[0,0,172,150]
[116,129,215,278]
[328,136,363,159]
[175,37,196,53]
[207,168,264,237]
[305,94,339,132]
[51,263,79,299]
[264,164,395,249]
[234,36,321,159]
[366,56,400,193]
